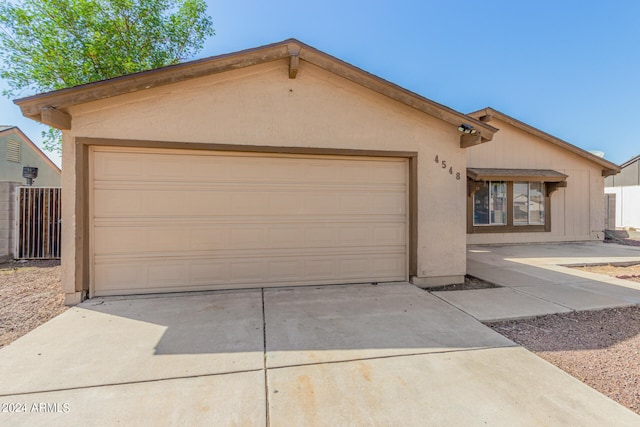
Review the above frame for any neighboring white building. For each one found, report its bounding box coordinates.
[605,154,640,229]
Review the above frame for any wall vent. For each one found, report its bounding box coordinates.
[7,139,21,163]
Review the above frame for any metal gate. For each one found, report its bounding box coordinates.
[15,187,61,259]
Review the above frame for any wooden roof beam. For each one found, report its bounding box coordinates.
[41,106,71,130]
[288,42,300,79]
[460,133,482,148]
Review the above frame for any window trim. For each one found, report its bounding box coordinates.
[513,181,545,226]
[472,180,507,226]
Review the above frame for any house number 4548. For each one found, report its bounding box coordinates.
[434,155,461,180]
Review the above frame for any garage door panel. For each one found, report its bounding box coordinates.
[339,194,372,213]
[94,151,408,185]
[230,261,265,281]
[93,190,145,216]
[268,260,305,280]
[373,193,407,214]
[339,225,370,244]
[373,225,406,245]
[190,228,231,250]
[94,187,404,217]
[94,263,147,291]
[267,226,305,247]
[340,258,370,276]
[93,228,148,254]
[148,228,191,251]
[148,263,189,285]
[93,252,407,296]
[91,148,408,295]
[94,223,405,254]
[93,155,142,181]
[372,256,406,275]
[190,262,229,284]
[230,227,268,247]
[371,161,407,182]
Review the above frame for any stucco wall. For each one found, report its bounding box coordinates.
[467,118,606,244]
[0,131,61,187]
[60,59,470,299]
[0,182,19,260]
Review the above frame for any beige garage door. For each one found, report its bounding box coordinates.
[91,147,408,296]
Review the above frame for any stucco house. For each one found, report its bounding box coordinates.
[605,154,640,230]
[0,126,61,261]
[466,108,619,244]
[14,39,498,304]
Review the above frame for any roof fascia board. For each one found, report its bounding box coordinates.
[15,39,497,143]
[297,45,497,143]
[469,107,620,176]
[467,168,568,182]
[15,41,293,118]
[470,174,567,182]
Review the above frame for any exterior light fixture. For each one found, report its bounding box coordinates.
[457,124,477,135]
[22,166,38,186]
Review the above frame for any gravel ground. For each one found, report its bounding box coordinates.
[0,260,66,349]
[489,307,640,415]
[605,238,640,247]
[429,275,501,291]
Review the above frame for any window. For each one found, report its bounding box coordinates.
[467,168,566,234]
[468,180,556,233]
[513,182,545,225]
[473,181,507,225]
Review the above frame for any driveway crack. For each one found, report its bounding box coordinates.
[262,288,270,427]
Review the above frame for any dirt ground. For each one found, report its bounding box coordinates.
[1,261,639,416]
[0,260,66,348]
[573,262,640,283]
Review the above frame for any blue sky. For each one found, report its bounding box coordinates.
[2,0,639,167]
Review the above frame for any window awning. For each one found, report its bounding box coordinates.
[467,168,568,182]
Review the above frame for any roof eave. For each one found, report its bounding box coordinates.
[469,107,620,175]
[14,39,498,144]
[467,168,568,182]
[620,155,640,169]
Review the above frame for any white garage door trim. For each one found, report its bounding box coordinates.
[89,146,409,296]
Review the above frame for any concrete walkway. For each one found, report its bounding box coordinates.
[1,282,639,426]
[435,242,640,322]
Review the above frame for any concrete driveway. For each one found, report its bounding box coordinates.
[1,282,639,426]
[436,242,640,321]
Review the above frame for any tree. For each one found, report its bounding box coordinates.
[0,0,214,152]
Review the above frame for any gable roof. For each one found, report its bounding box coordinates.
[620,154,640,169]
[0,126,61,174]
[13,39,497,145]
[468,107,619,177]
